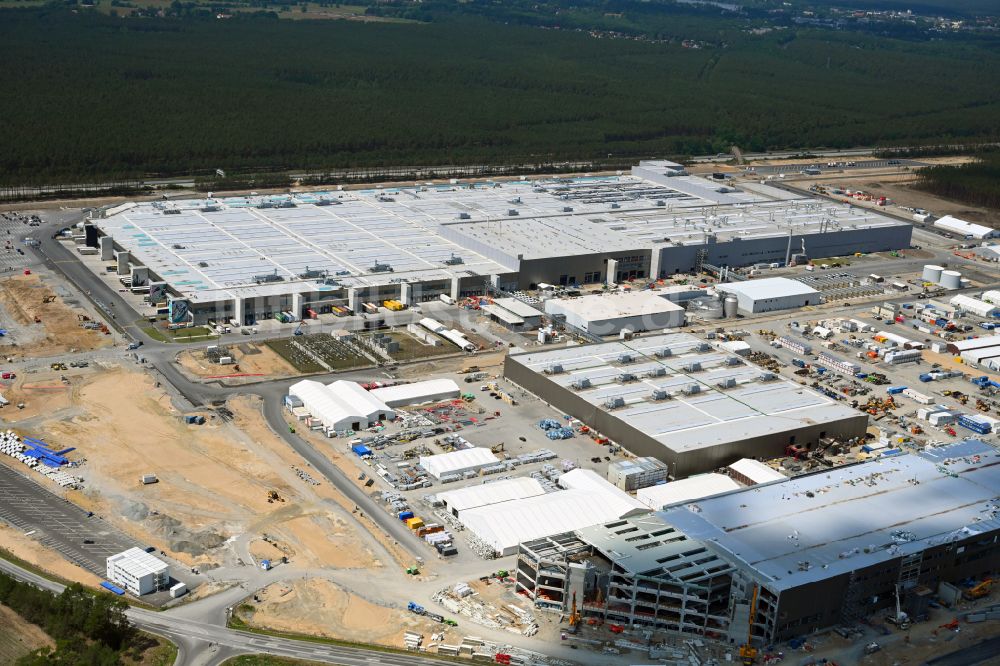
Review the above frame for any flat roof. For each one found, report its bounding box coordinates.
[436,477,545,513]
[544,291,684,323]
[716,277,820,301]
[492,297,542,318]
[661,440,1000,591]
[636,473,741,509]
[108,547,168,577]
[727,458,786,484]
[480,303,525,325]
[509,333,860,454]
[96,166,909,302]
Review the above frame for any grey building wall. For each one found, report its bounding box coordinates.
[504,355,868,477]
[517,250,651,289]
[654,225,914,276]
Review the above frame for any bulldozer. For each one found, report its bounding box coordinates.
[266,490,285,504]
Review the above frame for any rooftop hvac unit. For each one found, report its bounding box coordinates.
[253,270,284,284]
[201,204,222,212]
[562,206,574,213]
[257,201,274,209]
[610,203,621,209]
[571,378,591,391]
[759,372,777,382]
[646,367,666,378]
[298,266,326,279]
[507,209,520,216]
[684,362,702,373]
[369,261,394,273]
[717,378,737,389]
[543,363,565,375]
[683,384,701,395]
[696,342,711,352]
[650,389,670,401]
[655,200,666,207]
[198,261,209,268]
[726,357,742,366]
[457,212,471,220]
[163,208,181,215]
[278,201,296,208]
[617,372,637,383]
[604,396,626,410]
[443,254,465,266]
[378,195,395,202]
[509,197,522,205]
[655,347,673,358]
[171,244,186,249]
[315,198,339,206]
[618,353,635,364]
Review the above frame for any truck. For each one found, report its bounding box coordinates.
[791,358,807,368]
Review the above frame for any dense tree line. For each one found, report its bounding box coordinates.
[0,571,136,664]
[917,154,1000,211]
[0,8,997,185]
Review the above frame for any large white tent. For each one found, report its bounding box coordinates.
[556,468,648,514]
[636,474,740,510]
[419,448,499,480]
[436,477,545,517]
[288,379,394,432]
[370,379,461,407]
[460,489,648,556]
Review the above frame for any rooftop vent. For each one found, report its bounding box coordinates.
[759,372,777,382]
[562,206,574,213]
[650,389,670,401]
[507,209,519,217]
[696,342,711,352]
[727,357,742,366]
[571,378,591,391]
[443,253,465,266]
[683,384,701,395]
[617,372,637,384]
[457,212,471,220]
[543,363,565,375]
[684,362,702,373]
[646,367,667,378]
[298,266,326,279]
[655,200,666,207]
[618,353,635,364]
[369,261,394,273]
[197,261,209,268]
[717,378,737,389]
[655,347,673,358]
[253,270,284,284]
[605,396,626,410]
[163,209,181,215]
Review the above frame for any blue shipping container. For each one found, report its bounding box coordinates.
[887,386,907,395]
[919,374,933,382]
[101,582,126,595]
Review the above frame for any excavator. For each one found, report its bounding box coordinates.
[739,585,759,665]
[964,579,994,600]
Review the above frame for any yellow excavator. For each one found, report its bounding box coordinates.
[739,584,759,665]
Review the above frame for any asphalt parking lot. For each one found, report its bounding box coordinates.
[0,462,142,578]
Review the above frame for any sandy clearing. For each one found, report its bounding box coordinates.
[177,343,298,380]
[240,578,439,648]
[0,603,54,664]
[0,273,112,355]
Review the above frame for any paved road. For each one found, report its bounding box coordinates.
[0,557,456,666]
[925,634,1000,666]
[743,159,926,174]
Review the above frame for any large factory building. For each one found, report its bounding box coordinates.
[88,160,911,325]
[503,332,867,477]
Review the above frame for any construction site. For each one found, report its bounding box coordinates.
[3,155,1000,666]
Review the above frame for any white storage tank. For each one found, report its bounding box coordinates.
[922,264,944,283]
[723,294,739,319]
[940,270,962,289]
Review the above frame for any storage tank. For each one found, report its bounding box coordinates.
[940,270,962,289]
[921,264,944,283]
[723,294,739,318]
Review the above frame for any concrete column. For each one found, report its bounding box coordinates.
[399,282,412,307]
[292,292,303,317]
[348,288,360,314]
[115,251,130,275]
[130,266,148,287]
[607,258,618,286]
[649,248,662,280]
[233,297,244,326]
[450,276,461,300]
[99,236,114,261]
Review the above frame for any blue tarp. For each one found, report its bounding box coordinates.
[352,445,372,456]
[101,582,125,595]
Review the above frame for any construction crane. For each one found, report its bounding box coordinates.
[739,585,759,665]
[567,591,580,634]
[964,579,994,600]
[887,583,910,629]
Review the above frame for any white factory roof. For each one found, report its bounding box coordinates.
[933,215,997,240]
[369,379,460,407]
[419,447,499,478]
[460,488,648,555]
[327,380,391,417]
[716,277,819,301]
[636,474,741,510]
[96,166,910,302]
[727,458,786,485]
[491,297,542,318]
[948,335,1000,353]
[509,333,860,454]
[544,290,684,322]
[662,440,1000,591]
[107,547,168,576]
[436,477,545,513]
[556,468,648,513]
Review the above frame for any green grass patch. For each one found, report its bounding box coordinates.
[142,325,219,343]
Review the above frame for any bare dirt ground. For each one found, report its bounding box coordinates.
[0,273,112,356]
[239,578,445,648]
[394,349,505,381]
[0,603,54,663]
[0,524,101,587]
[818,171,1000,227]
[2,365,385,575]
[176,344,298,381]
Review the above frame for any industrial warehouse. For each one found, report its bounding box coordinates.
[503,332,868,476]
[515,441,1000,644]
[88,160,911,325]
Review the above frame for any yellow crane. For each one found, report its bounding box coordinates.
[739,585,759,665]
[568,591,580,634]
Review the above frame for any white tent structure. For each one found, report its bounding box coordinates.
[556,468,648,514]
[460,489,648,556]
[436,477,545,518]
[370,379,461,407]
[636,474,740,510]
[950,294,1000,319]
[419,448,499,480]
[933,215,999,240]
[288,379,394,432]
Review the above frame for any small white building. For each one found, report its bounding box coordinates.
[370,379,460,407]
[716,278,820,314]
[481,298,543,330]
[636,473,741,510]
[419,447,499,480]
[544,290,685,335]
[933,215,999,240]
[106,548,169,596]
[607,456,670,491]
[727,458,786,486]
